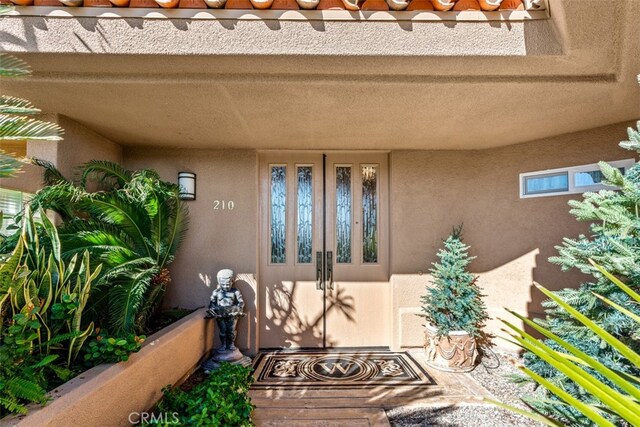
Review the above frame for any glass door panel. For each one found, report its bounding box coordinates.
[270,166,287,264]
[362,165,378,264]
[335,166,353,264]
[296,166,314,264]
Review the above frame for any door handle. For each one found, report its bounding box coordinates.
[316,251,324,290]
[326,251,334,290]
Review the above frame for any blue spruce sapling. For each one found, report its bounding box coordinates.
[421,226,488,338]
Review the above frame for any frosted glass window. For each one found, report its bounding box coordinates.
[296,166,313,264]
[575,168,625,187]
[362,166,378,263]
[524,172,568,195]
[335,166,352,264]
[270,166,286,264]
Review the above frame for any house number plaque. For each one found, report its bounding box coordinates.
[213,200,235,210]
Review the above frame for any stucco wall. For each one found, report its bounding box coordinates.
[389,121,638,351]
[0,114,122,193]
[124,122,635,353]
[123,148,259,354]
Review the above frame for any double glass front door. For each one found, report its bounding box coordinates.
[259,152,389,349]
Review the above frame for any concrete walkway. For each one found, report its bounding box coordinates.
[249,351,493,427]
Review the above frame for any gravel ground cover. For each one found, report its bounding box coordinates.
[387,352,543,427]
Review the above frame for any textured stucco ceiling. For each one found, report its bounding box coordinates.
[0,0,638,149]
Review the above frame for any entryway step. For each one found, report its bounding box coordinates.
[253,407,390,427]
[250,385,445,408]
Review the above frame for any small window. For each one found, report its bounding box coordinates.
[0,188,35,233]
[574,168,625,188]
[520,159,635,198]
[524,172,568,195]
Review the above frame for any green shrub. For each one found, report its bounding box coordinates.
[82,333,145,365]
[150,363,254,427]
[420,226,488,338]
[489,263,640,427]
[522,123,640,425]
[29,161,189,335]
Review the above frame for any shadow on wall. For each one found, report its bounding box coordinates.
[263,281,355,348]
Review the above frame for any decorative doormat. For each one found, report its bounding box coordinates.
[252,350,436,389]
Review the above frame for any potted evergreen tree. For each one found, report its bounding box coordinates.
[421,226,489,372]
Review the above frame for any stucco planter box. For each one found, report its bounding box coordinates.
[1,308,214,427]
[423,323,479,373]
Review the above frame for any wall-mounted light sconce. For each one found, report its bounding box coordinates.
[178,172,196,201]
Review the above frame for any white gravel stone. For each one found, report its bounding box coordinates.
[387,351,543,427]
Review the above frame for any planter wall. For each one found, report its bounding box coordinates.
[1,309,214,427]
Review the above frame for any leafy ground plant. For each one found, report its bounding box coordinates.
[0,207,101,416]
[148,363,254,427]
[82,333,145,366]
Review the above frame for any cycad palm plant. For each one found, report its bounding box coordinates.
[29,160,189,335]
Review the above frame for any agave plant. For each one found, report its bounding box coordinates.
[488,261,640,426]
[28,160,189,335]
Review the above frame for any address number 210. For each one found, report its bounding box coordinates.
[213,200,235,210]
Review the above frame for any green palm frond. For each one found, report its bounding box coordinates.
[0,114,63,141]
[161,194,189,268]
[60,220,138,251]
[78,194,152,256]
[97,256,154,275]
[108,267,158,334]
[136,282,166,333]
[80,160,132,189]
[59,232,138,264]
[0,96,40,115]
[493,265,640,426]
[29,182,79,221]
[0,150,23,178]
[29,158,69,186]
[0,53,30,78]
